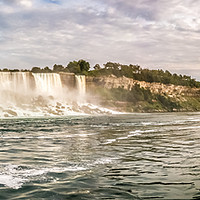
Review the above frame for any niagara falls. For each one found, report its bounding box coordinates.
[1,0,200,199]
[0,71,118,117]
[0,72,85,117]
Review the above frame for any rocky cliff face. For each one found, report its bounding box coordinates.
[86,75,200,112]
[86,75,200,97]
[59,72,75,89]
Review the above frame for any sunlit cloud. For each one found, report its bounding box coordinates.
[19,0,32,7]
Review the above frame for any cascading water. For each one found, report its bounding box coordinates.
[32,73,63,97]
[75,75,86,96]
[0,72,115,117]
[0,72,33,104]
[0,72,30,93]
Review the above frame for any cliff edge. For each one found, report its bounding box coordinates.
[86,75,200,112]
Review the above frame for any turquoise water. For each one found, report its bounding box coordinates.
[0,113,200,199]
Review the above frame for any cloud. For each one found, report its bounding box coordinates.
[0,0,32,7]
[98,0,200,32]
[0,0,200,80]
[19,0,32,7]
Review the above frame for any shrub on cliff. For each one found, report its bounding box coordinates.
[94,84,181,112]
[156,94,181,111]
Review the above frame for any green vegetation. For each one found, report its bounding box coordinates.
[94,85,181,112]
[29,60,90,74]
[88,62,200,88]
[179,97,200,111]
[28,59,90,74]
[67,60,90,74]
[0,59,90,75]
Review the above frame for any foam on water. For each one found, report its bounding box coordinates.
[0,156,118,190]
[0,175,25,189]
[0,100,121,118]
[0,164,88,189]
[103,123,200,145]
[178,125,200,130]
[103,129,157,144]
[92,157,117,165]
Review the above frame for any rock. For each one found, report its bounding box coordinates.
[56,102,62,107]
[4,109,18,116]
[86,76,200,96]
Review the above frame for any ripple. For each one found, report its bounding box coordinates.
[0,113,200,199]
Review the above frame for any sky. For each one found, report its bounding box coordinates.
[0,0,200,79]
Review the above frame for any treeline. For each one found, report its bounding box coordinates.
[1,60,199,88]
[31,59,90,74]
[0,59,90,75]
[88,62,200,88]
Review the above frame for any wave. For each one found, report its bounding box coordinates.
[0,164,87,189]
[0,156,118,189]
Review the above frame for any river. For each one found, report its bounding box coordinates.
[0,113,200,199]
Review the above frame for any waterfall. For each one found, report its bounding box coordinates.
[0,72,32,104]
[75,75,86,96]
[0,72,108,117]
[32,73,63,97]
[0,72,31,93]
[0,72,85,98]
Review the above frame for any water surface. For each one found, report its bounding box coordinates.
[0,113,200,199]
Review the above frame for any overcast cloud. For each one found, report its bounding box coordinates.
[0,0,200,79]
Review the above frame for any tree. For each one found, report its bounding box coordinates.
[104,62,118,70]
[21,69,30,72]
[94,64,101,70]
[53,64,65,72]
[2,68,9,72]
[66,59,90,74]
[43,66,52,73]
[66,61,81,74]
[31,67,42,73]
[10,69,19,72]
[78,59,90,72]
